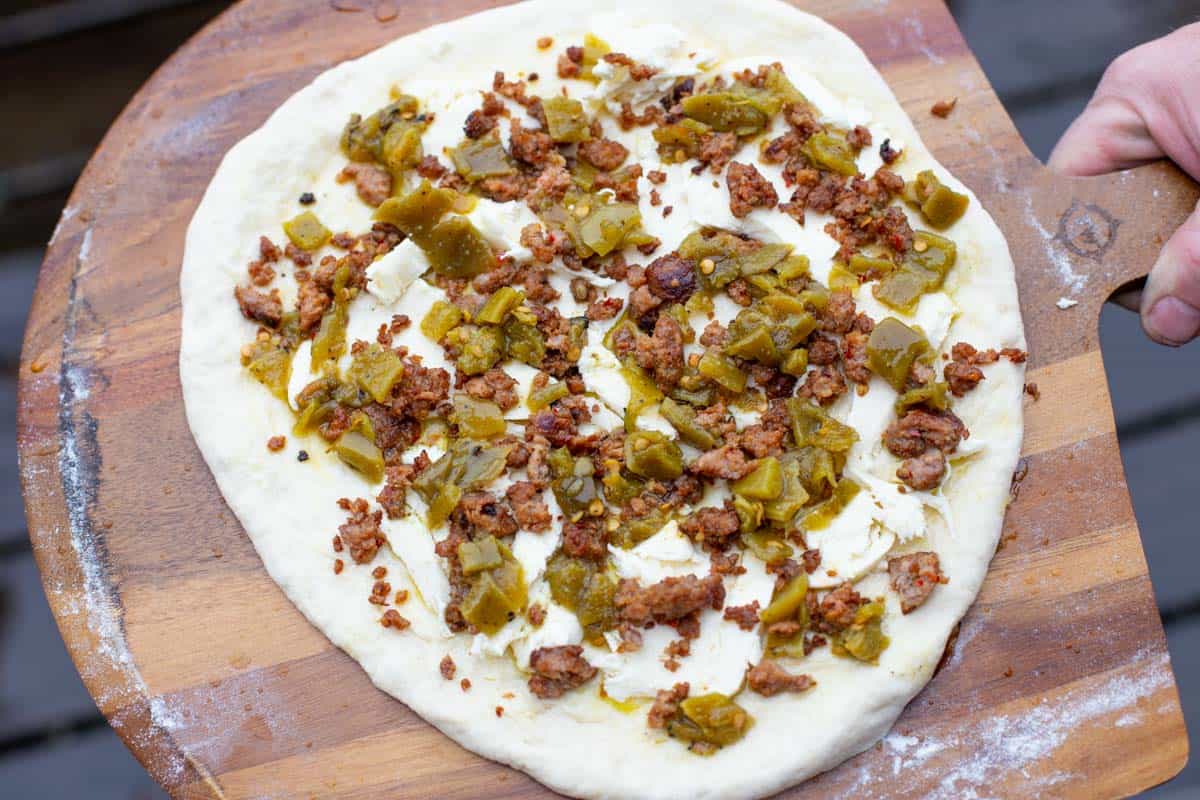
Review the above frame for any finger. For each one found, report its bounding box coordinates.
[1141,201,1200,346]
[1047,94,1163,177]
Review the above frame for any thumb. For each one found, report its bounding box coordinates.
[1141,201,1200,346]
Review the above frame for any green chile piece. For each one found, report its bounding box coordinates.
[424,215,496,279]
[873,231,957,313]
[731,457,783,500]
[461,541,527,635]
[621,364,663,432]
[668,694,754,750]
[653,118,711,161]
[528,380,569,412]
[242,338,292,403]
[659,398,718,449]
[624,430,684,480]
[762,458,810,525]
[787,398,859,452]
[374,180,459,241]
[283,211,332,251]
[579,203,643,257]
[733,495,764,535]
[543,96,592,143]
[421,301,464,342]
[804,131,859,176]
[333,430,385,483]
[449,324,505,375]
[451,394,507,439]
[742,530,793,564]
[545,550,618,645]
[800,479,861,531]
[476,287,525,325]
[780,348,809,377]
[895,381,950,415]
[865,317,930,391]
[833,600,890,663]
[904,170,969,229]
[449,129,515,180]
[549,448,602,517]
[697,351,747,393]
[681,93,769,135]
[503,316,547,367]
[760,572,808,625]
[347,343,404,403]
[458,535,503,575]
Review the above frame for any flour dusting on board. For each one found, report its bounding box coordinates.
[837,648,1173,798]
[1022,191,1087,294]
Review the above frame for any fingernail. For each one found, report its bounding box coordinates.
[1146,296,1200,345]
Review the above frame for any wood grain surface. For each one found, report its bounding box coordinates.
[16,0,1197,797]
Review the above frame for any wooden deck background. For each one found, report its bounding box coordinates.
[2,0,1198,796]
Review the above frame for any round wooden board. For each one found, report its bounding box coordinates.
[17,0,1196,797]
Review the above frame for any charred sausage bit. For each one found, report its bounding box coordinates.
[798,366,848,406]
[647,682,690,729]
[746,660,815,697]
[842,330,872,386]
[723,601,761,631]
[380,609,410,630]
[883,408,966,458]
[561,517,607,560]
[585,295,624,321]
[644,252,699,304]
[536,36,554,49]
[267,435,286,452]
[519,223,561,264]
[337,497,386,564]
[709,550,746,577]
[602,51,660,81]
[299,192,316,205]
[1024,382,1041,401]
[333,558,344,574]
[816,582,863,632]
[578,137,630,171]
[647,169,668,184]
[461,678,472,691]
[698,131,739,174]
[337,162,393,207]
[509,119,557,166]
[462,368,520,411]
[527,603,547,627]
[505,481,552,532]
[679,501,742,550]
[528,645,598,699]
[801,548,822,574]
[369,579,392,605]
[440,655,457,680]
[735,424,786,458]
[688,444,754,481]
[725,277,753,307]
[879,138,901,164]
[846,125,873,149]
[416,155,448,180]
[463,108,499,139]
[944,358,985,397]
[726,162,779,218]
[557,45,583,78]
[807,334,841,366]
[284,242,313,267]
[699,320,729,348]
[888,551,946,613]
[616,574,726,627]
[455,491,519,538]
[234,285,283,327]
[248,256,276,287]
[635,314,686,390]
[897,449,947,491]
[930,97,958,118]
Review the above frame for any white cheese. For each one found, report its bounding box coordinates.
[608,520,703,582]
[587,19,714,113]
[505,361,541,418]
[843,376,897,471]
[579,336,630,416]
[805,489,897,588]
[384,516,452,632]
[286,339,318,411]
[600,609,759,701]
[365,238,430,306]
[513,525,562,585]
[855,289,958,352]
[468,198,542,263]
[511,599,584,668]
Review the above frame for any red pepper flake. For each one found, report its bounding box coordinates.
[460,678,472,691]
[333,558,344,574]
[930,97,957,118]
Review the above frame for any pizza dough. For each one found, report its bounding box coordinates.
[180,1,1025,797]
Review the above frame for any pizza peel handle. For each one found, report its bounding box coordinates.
[1023,158,1200,317]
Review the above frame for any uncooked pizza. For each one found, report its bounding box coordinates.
[180,1,1026,797]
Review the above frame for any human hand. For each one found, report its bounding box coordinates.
[1049,22,1200,346]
